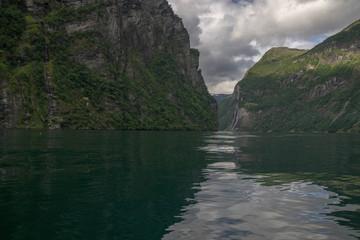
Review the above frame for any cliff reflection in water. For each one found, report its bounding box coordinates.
[0,130,208,240]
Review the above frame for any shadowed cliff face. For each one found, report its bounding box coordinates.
[218,20,360,133]
[0,0,218,130]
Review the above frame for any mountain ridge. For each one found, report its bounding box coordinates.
[219,19,360,133]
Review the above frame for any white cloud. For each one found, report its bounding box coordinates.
[168,0,360,94]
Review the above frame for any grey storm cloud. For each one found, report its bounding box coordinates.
[202,56,251,78]
[168,0,360,94]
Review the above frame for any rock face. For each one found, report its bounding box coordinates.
[219,19,360,133]
[0,0,218,130]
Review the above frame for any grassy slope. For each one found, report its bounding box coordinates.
[220,19,360,132]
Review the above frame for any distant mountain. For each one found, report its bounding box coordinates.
[219,19,360,132]
[0,0,218,130]
[212,94,232,104]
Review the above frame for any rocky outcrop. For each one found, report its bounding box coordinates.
[0,0,218,130]
[230,106,253,130]
[308,77,349,100]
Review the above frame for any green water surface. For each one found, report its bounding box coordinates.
[0,130,208,240]
[1,130,360,239]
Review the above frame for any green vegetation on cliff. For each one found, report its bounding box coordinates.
[0,0,218,130]
[220,19,360,133]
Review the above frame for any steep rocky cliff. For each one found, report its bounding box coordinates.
[219,19,360,132]
[0,0,218,130]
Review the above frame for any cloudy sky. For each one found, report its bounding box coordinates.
[167,0,360,94]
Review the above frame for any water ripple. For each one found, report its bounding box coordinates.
[198,145,237,154]
[164,169,360,239]
[164,133,360,240]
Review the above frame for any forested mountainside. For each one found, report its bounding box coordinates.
[0,0,218,130]
[213,94,231,104]
[219,19,360,133]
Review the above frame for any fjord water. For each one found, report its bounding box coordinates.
[1,130,360,239]
[0,130,207,240]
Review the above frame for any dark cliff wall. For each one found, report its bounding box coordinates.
[0,0,218,130]
[219,20,360,133]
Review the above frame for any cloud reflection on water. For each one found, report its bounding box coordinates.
[163,133,360,240]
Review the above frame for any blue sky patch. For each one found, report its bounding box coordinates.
[309,34,328,44]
